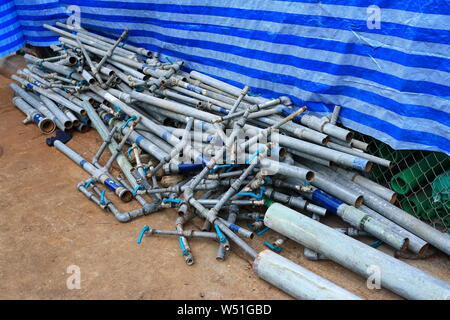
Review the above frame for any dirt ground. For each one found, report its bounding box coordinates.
[0,55,449,300]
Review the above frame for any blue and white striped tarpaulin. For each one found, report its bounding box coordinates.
[1,0,449,154]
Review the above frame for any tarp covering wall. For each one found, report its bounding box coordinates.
[1,0,449,154]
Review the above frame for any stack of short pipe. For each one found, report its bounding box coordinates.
[7,23,449,300]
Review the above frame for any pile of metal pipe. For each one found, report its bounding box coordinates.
[7,23,449,300]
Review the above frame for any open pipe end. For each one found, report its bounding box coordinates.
[72,119,81,127]
[76,124,89,133]
[277,147,287,159]
[389,193,398,204]
[120,190,133,203]
[354,195,364,208]
[184,253,194,266]
[400,238,409,251]
[322,136,331,145]
[63,120,73,130]
[39,119,56,134]
[418,243,430,255]
[344,132,353,142]
[305,171,314,182]
[88,78,96,85]
[68,56,78,65]
[79,109,87,117]
[364,161,373,172]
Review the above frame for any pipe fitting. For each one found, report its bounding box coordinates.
[278,96,292,106]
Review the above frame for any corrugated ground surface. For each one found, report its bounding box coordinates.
[0,55,449,300]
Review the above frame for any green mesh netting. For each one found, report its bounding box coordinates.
[353,132,450,232]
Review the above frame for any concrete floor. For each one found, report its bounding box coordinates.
[0,55,449,300]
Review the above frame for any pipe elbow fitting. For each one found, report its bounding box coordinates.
[115,212,132,223]
[279,96,292,106]
[76,182,85,190]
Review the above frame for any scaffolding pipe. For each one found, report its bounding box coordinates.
[9,82,50,115]
[54,140,132,202]
[12,97,55,134]
[39,95,72,130]
[44,24,136,60]
[264,188,327,216]
[302,188,408,251]
[12,75,86,116]
[63,108,79,127]
[55,22,152,57]
[326,142,391,168]
[83,101,138,189]
[335,167,397,203]
[274,133,372,172]
[253,250,362,300]
[23,54,82,81]
[358,204,428,254]
[301,161,428,254]
[265,203,450,300]
[294,162,363,207]
[190,70,351,142]
[335,176,450,256]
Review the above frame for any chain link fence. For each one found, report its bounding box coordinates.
[352,132,450,233]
